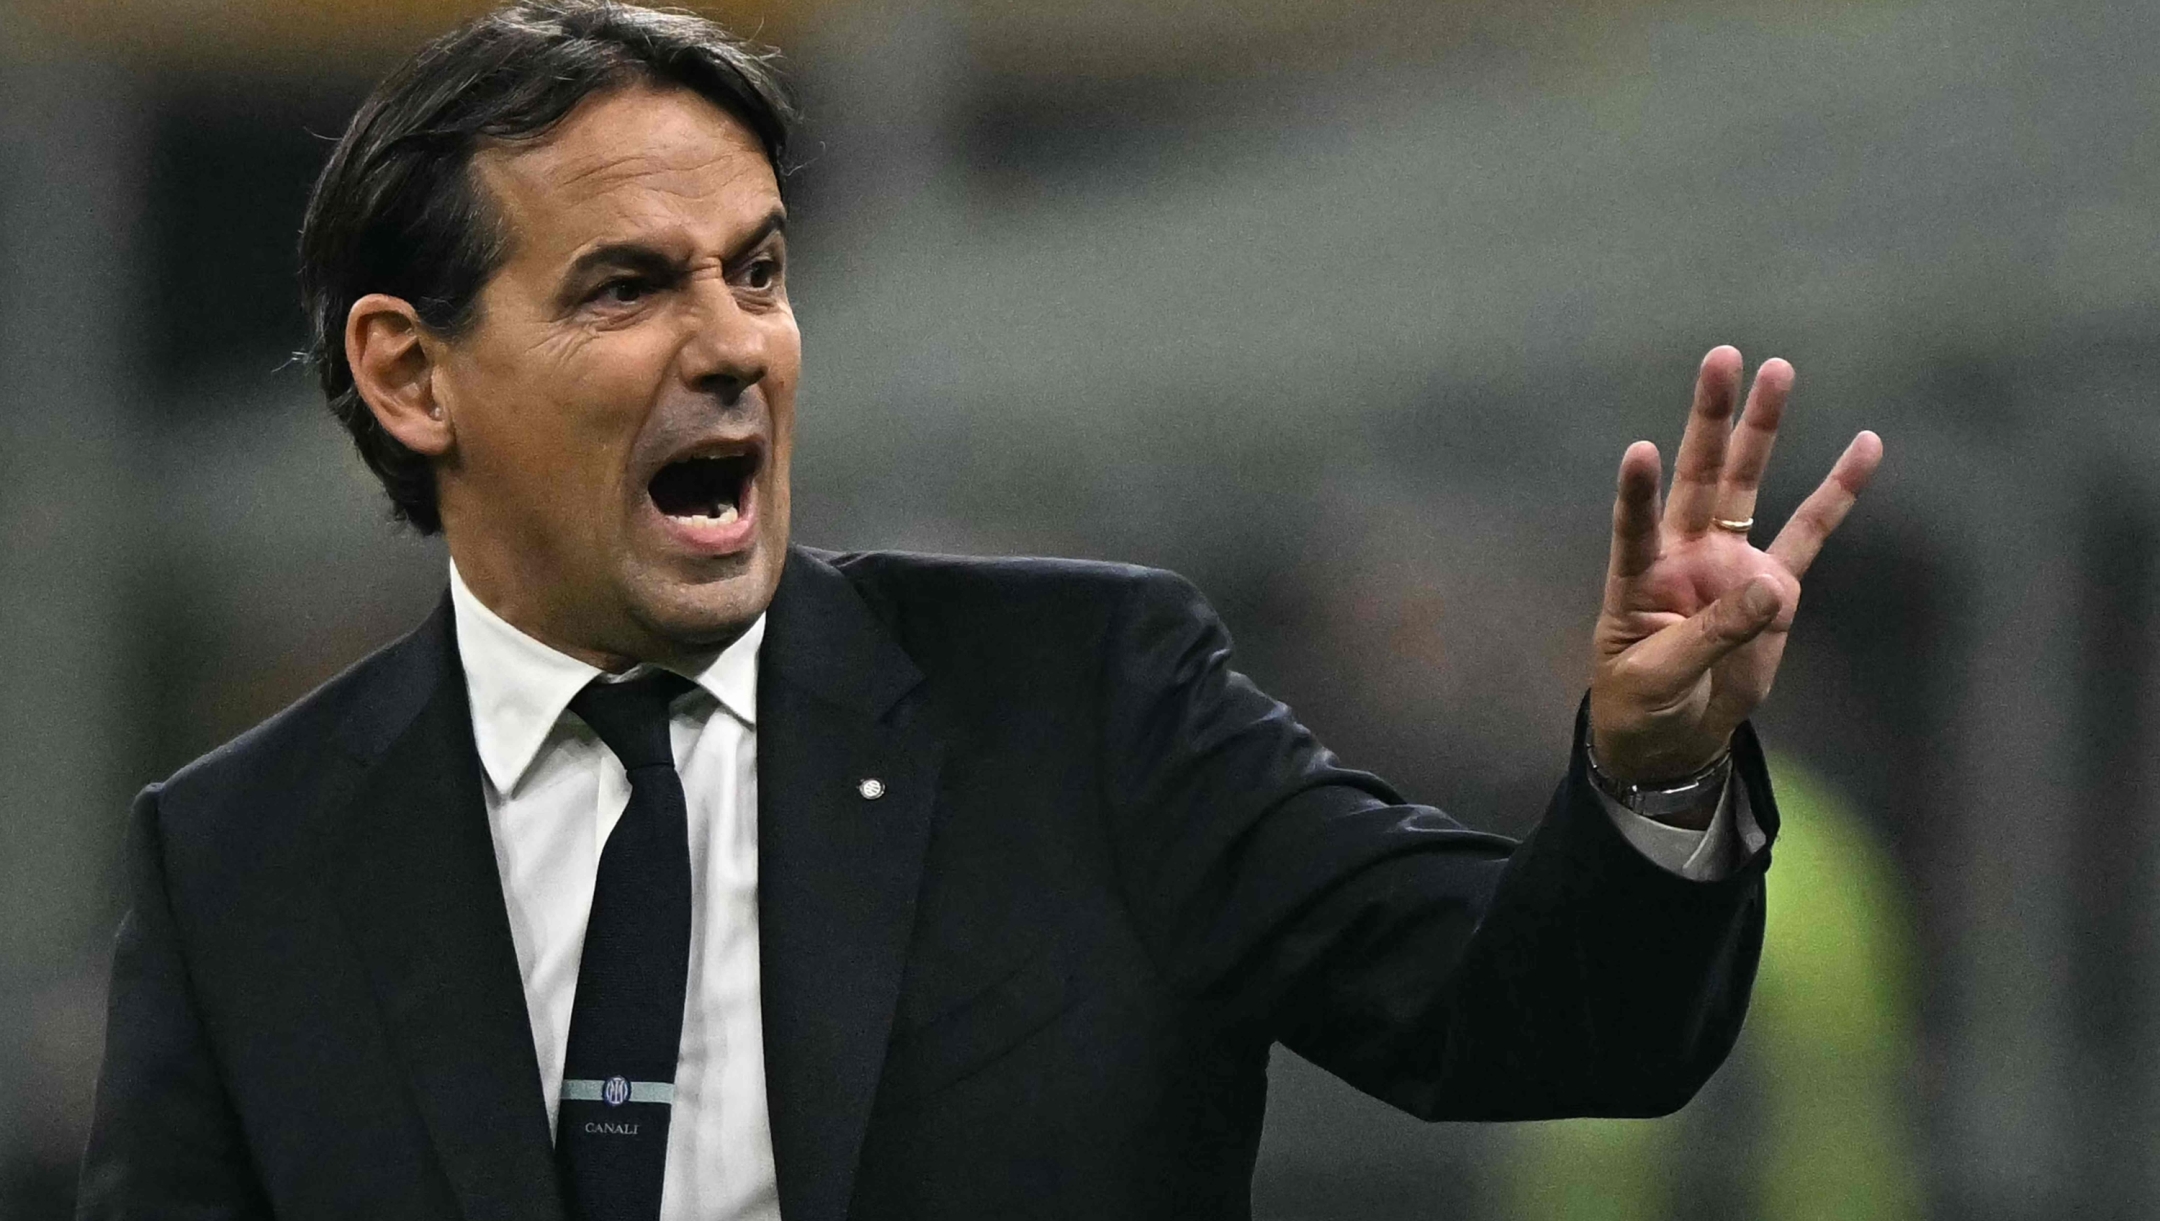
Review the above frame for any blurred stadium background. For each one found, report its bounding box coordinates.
[5,0,2157,1216]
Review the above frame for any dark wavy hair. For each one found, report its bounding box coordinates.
[298,0,796,533]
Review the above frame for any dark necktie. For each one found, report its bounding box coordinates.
[555,670,697,1221]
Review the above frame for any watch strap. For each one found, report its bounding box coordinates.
[1586,746,1733,821]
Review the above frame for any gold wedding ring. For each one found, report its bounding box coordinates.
[1713,517,1754,533]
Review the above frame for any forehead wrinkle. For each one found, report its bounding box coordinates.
[474,115,777,267]
[480,87,768,202]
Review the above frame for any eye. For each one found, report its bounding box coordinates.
[592,277,653,307]
[742,255,781,291]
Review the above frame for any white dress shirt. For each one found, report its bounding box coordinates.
[450,565,780,1221]
[448,561,1757,1221]
[1603,770,1765,882]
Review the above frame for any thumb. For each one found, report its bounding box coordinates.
[1635,577,1783,688]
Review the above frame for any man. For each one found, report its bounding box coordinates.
[77,3,1881,1220]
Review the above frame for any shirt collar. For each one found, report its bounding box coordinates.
[448,561,763,795]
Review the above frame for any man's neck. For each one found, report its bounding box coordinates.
[442,543,646,672]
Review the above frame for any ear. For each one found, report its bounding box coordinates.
[346,293,454,457]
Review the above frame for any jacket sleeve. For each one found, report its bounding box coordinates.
[77,784,272,1220]
[1097,568,1776,1120]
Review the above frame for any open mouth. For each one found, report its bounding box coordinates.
[648,450,758,527]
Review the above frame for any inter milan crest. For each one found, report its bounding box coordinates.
[603,1075,631,1107]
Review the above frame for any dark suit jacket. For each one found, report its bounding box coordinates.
[79,545,1777,1221]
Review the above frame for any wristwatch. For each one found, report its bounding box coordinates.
[1585,746,1733,822]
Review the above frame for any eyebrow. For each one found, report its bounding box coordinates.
[559,209,789,294]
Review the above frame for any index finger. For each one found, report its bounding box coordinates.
[1606,440,1664,592]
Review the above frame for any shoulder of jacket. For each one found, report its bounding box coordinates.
[157,616,435,821]
[809,546,1192,609]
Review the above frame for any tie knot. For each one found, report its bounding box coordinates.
[569,670,694,771]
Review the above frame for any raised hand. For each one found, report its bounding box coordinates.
[1587,345,1882,786]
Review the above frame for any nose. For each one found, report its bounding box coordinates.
[679,280,768,406]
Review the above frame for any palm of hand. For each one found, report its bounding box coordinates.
[1587,348,1880,783]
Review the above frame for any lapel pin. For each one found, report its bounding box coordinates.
[857,777,886,800]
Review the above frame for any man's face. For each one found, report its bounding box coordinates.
[430,85,797,664]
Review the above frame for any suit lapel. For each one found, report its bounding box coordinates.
[329,599,566,1221]
[759,548,942,1221]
